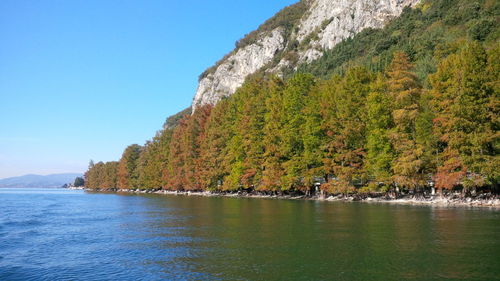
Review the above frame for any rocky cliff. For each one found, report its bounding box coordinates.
[192,0,420,110]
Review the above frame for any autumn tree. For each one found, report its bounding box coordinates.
[84,160,95,188]
[84,160,118,189]
[321,68,372,194]
[231,77,268,190]
[430,42,499,192]
[261,77,286,191]
[137,128,173,189]
[101,161,119,188]
[165,105,212,191]
[189,105,213,190]
[198,99,235,190]
[165,116,189,190]
[117,144,142,189]
[386,52,425,190]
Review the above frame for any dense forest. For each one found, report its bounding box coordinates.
[85,0,499,196]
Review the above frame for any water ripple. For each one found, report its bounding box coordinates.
[0,188,498,280]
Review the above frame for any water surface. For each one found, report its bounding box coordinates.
[1,188,499,280]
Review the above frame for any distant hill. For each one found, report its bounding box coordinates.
[0,173,83,188]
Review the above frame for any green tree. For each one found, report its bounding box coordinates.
[280,73,316,191]
[365,74,394,185]
[302,80,326,192]
[261,77,286,191]
[233,77,268,190]
[73,177,85,187]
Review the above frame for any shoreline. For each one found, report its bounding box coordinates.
[86,188,500,208]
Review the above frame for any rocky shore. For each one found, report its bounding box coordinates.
[86,188,500,208]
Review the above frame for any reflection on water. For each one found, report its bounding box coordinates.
[0,188,499,280]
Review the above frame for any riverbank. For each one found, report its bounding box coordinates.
[67,186,85,190]
[86,188,500,208]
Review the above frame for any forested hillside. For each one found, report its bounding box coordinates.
[85,0,499,195]
[294,0,499,80]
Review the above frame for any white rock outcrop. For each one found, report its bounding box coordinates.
[192,28,285,108]
[192,0,420,110]
[294,0,420,62]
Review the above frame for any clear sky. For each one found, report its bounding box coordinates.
[0,0,297,179]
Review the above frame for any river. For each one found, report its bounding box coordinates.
[1,188,499,280]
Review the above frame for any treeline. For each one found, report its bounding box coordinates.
[85,41,499,195]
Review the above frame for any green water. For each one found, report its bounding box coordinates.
[1,189,499,280]
[155,195,500,280]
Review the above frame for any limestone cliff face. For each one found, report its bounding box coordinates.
[192,0,419,110]
[193,28,285,107]
[294,0,420,62]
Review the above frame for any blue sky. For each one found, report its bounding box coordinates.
[0,0,297,179]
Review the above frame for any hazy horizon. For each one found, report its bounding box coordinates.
[0,172,83,181]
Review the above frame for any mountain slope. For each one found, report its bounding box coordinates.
[296,0,500,79]
[192,0,419,109]
[0,173,82,188]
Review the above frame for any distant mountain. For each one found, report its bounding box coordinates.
[0,173,83,188]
